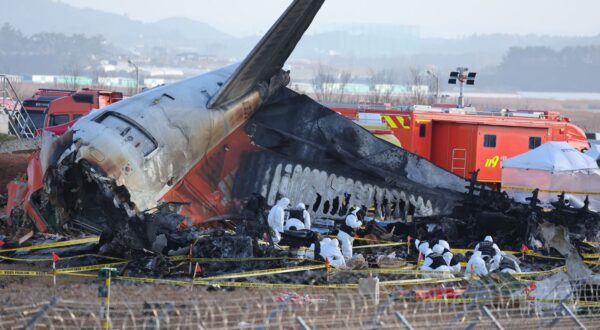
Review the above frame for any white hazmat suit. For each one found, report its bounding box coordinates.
[267,197,289,243]
[490,253,522,274]
[474,235,502,267]
[297,203,311,230]
[433,240,453,266]
[414,239,430,256]
[284,218,305,231]
[285,203,310,231]
[465,251,488,277]
[307,238,346,268]
[421,245,454,278]
[337,207,362,258]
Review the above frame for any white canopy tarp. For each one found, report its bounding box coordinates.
[502,141,598,172]
[502,142,600,211]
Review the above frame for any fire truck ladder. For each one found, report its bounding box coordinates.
[451,148,467,177]
[1,75,36,140]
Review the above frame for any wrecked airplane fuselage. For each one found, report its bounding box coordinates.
[40,0,468,236]
[52,66,265,214]
[44,82,469,234]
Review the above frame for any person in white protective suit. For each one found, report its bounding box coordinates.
[267,197,289,243]
[433,240,453,266]
[421,245,454,278]
[448,254,462,273]
[337,206,363,258]
[284,203,310,231]
[297,203,311,230]
[474,235,502,267]
[490,253,522,274]
[284,218,305,231]
[306,238,346,268]
[414,239,430,256]
[465,251,488,277]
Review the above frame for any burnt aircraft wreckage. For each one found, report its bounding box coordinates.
[17,0,599,265]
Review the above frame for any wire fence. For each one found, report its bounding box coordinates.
[1,238,599,329]
[0,279,598,330]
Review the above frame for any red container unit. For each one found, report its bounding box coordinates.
[329,104,589,186]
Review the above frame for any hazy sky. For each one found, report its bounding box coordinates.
[60,0,600,38]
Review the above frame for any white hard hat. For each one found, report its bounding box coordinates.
[484,236,493,242]
[438,240,450,250]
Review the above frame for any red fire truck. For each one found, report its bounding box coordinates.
[21,89,75,130]
[329,103,589,187]
[21,88,123,134]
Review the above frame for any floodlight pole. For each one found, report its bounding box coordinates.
[458,80,465,108]
[456,67,468,108]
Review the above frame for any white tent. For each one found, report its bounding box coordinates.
[502,142,600,211]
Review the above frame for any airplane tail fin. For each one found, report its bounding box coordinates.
[208,0,324,109]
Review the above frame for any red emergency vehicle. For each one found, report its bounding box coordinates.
[42,88,123,128]
[328,103,590,187]
[21,89,74,130]
[21,88,123,133]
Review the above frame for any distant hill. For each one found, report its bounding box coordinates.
[4,0,600,61]
[1,0,235,53]
[3,0,600,92]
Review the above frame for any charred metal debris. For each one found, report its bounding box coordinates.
[1,91,599,283]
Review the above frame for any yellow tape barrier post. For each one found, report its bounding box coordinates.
[98,268,118,330]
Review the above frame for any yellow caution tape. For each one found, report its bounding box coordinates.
[0,269,52,276]
[524,251,564,260]
[332,267,460,276]
[55,262,127,274]
[354,242,406,249]
[328,235,407,244]
[511,266,566,277]
[0,237,99,253]
[0,253,126,263]
[380,277,465,286]
[426,296,600,308]
[116,275,190,286]
[450,248,520,255]
[502,186,600,196]
[199,264,326,281]
[192,280,358,290]
[452,247,598,262]
[332,264,565,279]
[168,255,321,263]
[582,253,600,259]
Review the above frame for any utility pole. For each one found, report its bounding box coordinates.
[448,67,476,108]
[127,60,139,94]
